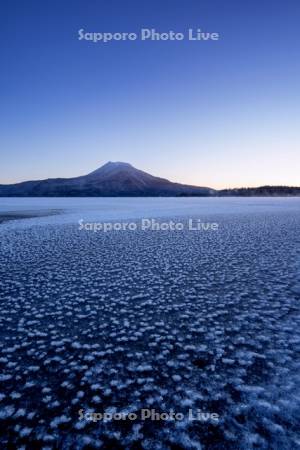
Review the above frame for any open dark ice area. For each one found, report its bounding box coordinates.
[0,198,300,449]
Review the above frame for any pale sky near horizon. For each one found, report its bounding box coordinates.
[0,0,299,188]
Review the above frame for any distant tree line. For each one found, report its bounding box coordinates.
[217,186,300,196]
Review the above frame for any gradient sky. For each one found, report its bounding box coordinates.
[0,0,299,188]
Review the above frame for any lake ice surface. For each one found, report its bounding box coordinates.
[0,197,299,227]
[0,197,300,448]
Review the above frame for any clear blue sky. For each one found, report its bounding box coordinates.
[0,0,299,188]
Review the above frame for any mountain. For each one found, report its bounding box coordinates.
[1,162,299,197]
[0,162,214,197]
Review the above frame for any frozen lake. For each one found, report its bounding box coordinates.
[0,197,299,227]
[0,197,300,448]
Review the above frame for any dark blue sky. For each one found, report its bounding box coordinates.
[1,0,299,187]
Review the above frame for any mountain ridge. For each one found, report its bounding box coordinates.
[0,162,214,197]
[0,162,299,197]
